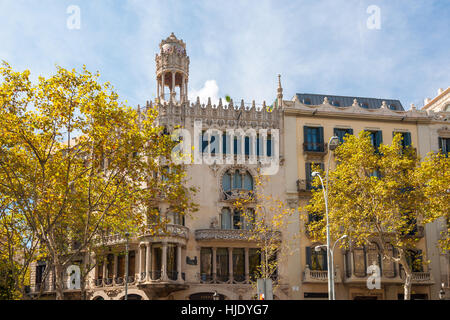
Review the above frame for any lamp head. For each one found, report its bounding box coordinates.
[329,136,340,151]
[312,171,320,177]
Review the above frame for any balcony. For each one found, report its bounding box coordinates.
[221,189,254,202]
[344,270,434,285]
[303,142,328,156]
[195,229,281,242]
[97,224,189,246]
[303,265,342,283]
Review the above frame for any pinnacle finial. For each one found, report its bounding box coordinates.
[277,74,283,107]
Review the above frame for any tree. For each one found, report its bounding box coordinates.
[0,62,197,299]
[305,131,449,300]
[416,152,450,252]
[233,172,294,297]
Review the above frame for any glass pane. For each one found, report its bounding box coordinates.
[311,249,326,271]
[233,210,242,229]
[249,249,261,280]
[233,249,245,280]
[166,244,177,273]
[216,248,229,279]
[200,248,212,276]
[221,208,231,229]
[222,173,231,192]
[243,172,253,190]
[233,171,242,189]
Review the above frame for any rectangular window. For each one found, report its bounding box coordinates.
[305,162,324,190]
[234,136,241,155]
[221,208,232,230]
[166,244,177,280]
[304,126,324,152]
[233,248,245,282]
[306,247,327,271]
[222,134,228,154]
[334,128,353,144]
[393,131,411,149]
[200,248,213,282]
[216,248,229,281]
[439,137,450,156]
[199,130,208,154]
[267,134,272,157]
[245,136,250,156]
[249,249,261,281]
[367,130,383,152]
[233,209,242,229]
[106,254,114,279]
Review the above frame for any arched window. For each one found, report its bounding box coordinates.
[233,170,242,189]
[222,169,254,200]
[222,172,232,192]
[303,98,312,105]
[361,102,369,109]
[243,172,253,190]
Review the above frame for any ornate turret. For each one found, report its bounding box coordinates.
[155,33,190,103]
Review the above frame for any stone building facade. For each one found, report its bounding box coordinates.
[28,34,448,300]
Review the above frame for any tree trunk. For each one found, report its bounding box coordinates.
[400,254,412,300]
[54,262,65,300]
[404,271,412,300]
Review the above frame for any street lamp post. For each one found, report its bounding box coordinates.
[312,136,339,301]
[316,235,347,300]
[124,232,130,301]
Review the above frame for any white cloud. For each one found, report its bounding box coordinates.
[189,80,220,105]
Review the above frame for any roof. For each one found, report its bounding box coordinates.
[295,93,405,111]
[422,87,450,110]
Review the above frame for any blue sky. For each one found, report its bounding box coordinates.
[0,0,449,109]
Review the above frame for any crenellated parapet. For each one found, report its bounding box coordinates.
[153,98,282,131]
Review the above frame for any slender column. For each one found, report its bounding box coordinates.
[114,254,118,282]
[185,79,188,101]
[161,73,165,99]
[228,248,233,283]
[181,76,185,102]
[245,248,250,283]
[157,78,160,100]
[212,247,217,282]
[171,71,176,96]
[349,250,355,278]
[146,242,151,281]
[162,242,168,281]
[134,248,140,281]
[152,247,156,278]
[139,244,145,281]
[102,258,107,285]
[176,244,182,282]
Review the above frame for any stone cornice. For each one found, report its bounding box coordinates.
[282,99,448,123]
